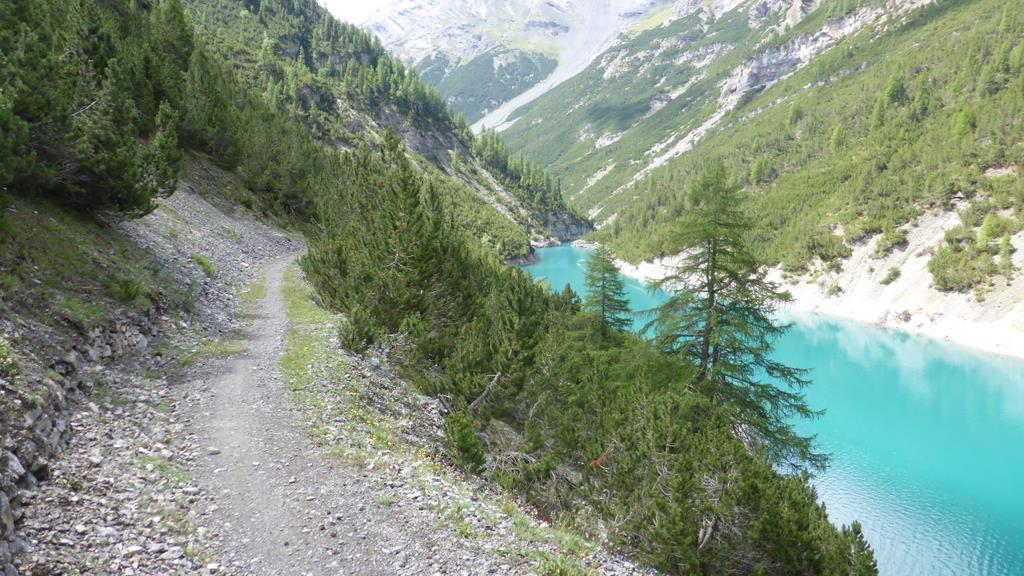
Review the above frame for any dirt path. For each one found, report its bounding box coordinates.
[180,256,507,575]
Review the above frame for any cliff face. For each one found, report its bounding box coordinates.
[533,211,592,245]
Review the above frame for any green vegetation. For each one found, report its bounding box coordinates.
[535,552,594,576]
[583,247,630,338]
[0,195,189,334]
[503,0,1022,292]
[191,253,216,278]
[473,129,571,212]
[0,0,188,215]
[302,142,876,574]
[419,49,557,124]
[596,0,1024,288]
[881,267,901,285]
[444,412,486,473]
[0,337,19,381]
[3,0,880,573]
[647,163,821,469]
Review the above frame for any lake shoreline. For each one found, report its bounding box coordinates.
[593,243,1024,363]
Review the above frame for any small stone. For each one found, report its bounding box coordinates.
[207,447,221,455]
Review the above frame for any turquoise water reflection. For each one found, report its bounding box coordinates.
[523,244,1024,575]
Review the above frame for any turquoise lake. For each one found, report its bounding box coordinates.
[523,244,1024,576]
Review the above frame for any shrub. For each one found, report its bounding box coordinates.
[444,412,485,473]
[535,553,594,576]
[880,267,901,285]
[104,274,146,305]
[928,244,993,292]
[63,297,105,328]
[0,337,18,380]
[191,253,215,278]
[338,305,376,351]
[874,227,908,257]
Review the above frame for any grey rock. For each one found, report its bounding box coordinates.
[0,496,13,539]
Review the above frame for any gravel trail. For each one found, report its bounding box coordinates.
[181,256,523,575]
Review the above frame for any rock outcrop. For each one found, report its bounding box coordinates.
[1,314,160,575]
[534,211,591,242]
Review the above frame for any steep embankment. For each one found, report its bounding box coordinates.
[1,154,302,574]
[2,157,646,574]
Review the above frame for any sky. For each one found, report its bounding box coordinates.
[318,0,382,24]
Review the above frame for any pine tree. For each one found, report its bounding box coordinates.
[138,102,183,204]
[830,124,845,152]
[1000,233,1014,280]
[646,162,823,470]
[584,247,631,338]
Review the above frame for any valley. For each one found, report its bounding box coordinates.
[1,0,1021,575]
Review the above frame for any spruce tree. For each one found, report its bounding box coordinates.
[1000,233,1014,280]
[646,162,823,470]
[584,247,631,338]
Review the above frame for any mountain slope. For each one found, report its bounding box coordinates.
[362,0,667,126]
[503,0,1021,274]
[498,0,1023,352]
[190,0,591,257]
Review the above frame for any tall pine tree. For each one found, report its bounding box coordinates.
[584,247,631,338]
[646,162,823,470]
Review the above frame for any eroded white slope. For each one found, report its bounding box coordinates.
[353,0,667,134]
[472,0,660,133]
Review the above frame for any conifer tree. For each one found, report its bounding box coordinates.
[584,247,631,338]
[646,162,822,469]
[1000,233,1014,280]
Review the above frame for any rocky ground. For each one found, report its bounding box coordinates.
[5,171,652,574]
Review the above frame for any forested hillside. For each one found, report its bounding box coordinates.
[361,0,659,126]
[418,48,557,125]
[2,0,879,574]
[504,0,1022,295]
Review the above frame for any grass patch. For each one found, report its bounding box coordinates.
[0,337,19,380]
[238,276,268,316]
[437,501,480,540]
[103,274,150,309]
[63,297,105,329]
[534,552,594,576]
[174,337,248,369]
[0,196,190,332]
[138,454,192,488]
[880,266,901,285]
[191,254,216,278]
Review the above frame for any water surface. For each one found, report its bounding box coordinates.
[523,244,1024,576]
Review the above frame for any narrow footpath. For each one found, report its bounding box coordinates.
[182,255,477,575]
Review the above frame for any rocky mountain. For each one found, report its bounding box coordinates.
[359,0,668,125]
[495,0,1024,342]
[502,0,939,220]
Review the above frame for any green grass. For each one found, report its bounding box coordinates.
[880,266,901,285]
[176,337,248,368]
[0,337,19,380]
[220,226,242,243]
[0,196,192,334]
[535,552,595,576]
[191,253,216,278]
[62,297,106,329]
